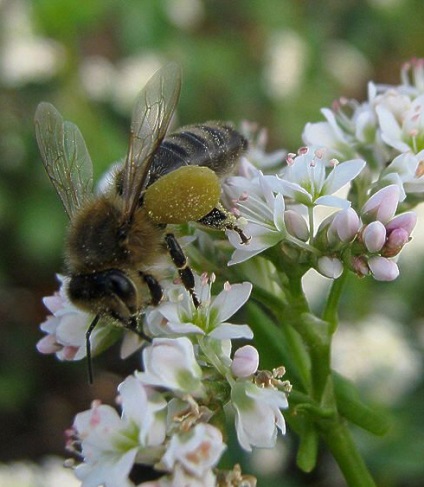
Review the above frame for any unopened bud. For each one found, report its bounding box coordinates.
[328,207,360,244]
[284,210,309,241]
[362,221,386,253]
[386,211,417,235]
[361,185,400,224]
[383,211,417,257]
[368,256,399,281]
[317,256,344,279]
[231,345,259,378]
[351,255,370,277]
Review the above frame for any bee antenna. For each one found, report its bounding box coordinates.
[86,314,100,384]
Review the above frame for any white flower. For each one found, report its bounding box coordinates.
[267,147,365,209]
[137,337,204,396]
[399,58,424,95]
[160,423,226,478]
[231,381,288,451]
[36,275,143,362]
[302,107,359,160]
[36,275,96,361]
[376,93,424,153]
[73,376,167,487]
[145,274,253,341]
[224,173,288,265]
[380,150,424,199]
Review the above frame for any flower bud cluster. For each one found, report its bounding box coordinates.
[317,185,417,281]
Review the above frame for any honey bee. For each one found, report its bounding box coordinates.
[34,63,249,377]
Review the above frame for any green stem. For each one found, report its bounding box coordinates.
[251,286,311,390]
[320,418,377,487]
[322,269,349,334]
[256,267,377,486]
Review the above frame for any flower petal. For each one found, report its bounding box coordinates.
[211,282,252,322]
[323,159,365,194]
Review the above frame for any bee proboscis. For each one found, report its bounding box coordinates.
[34,62,249,381]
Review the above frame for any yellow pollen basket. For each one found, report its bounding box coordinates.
[144,165,221,224]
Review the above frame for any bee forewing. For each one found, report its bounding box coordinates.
[121,62,182,220]
[35,102,94,219]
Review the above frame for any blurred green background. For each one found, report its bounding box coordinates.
[1,0,424,485]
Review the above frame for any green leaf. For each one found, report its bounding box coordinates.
[334,372,391,436]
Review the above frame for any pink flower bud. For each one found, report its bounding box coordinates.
[361,185,400,224]
[317,256,344,279]
[362,221,386,253]
[385,211,417,235]
[328,207,360,243]
[231,345,259,378]
[382,211,417,257]
[368,256,399,281]
[284,210,309,241]
[382,228,409,257]
[351,256,370,277]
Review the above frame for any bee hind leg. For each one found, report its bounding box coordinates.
[164,233,200,308]
[198,204,250,244]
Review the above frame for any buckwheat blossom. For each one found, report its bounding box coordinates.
[71,376,167,487]
[224,173,288,265]
[136,337,205,397]
[302,106,359,160]
[160,423,226,478]
[399,57,424,95]
[265,147,366,209]
[231,380,288,452]
[376,93,424,154]
[36,275,142,362]
[36,275,104,361]
[240,121,286,169]
[144,273,253,341]
[379,149,424,199]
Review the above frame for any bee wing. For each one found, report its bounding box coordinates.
[35,102,94,219]
[121,62,182,220]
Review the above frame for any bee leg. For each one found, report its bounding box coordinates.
[164,233,200,308]
[85,314,100,384]
[198,204,251,244]
[141,272,163,306]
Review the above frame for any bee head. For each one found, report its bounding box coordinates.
[68,269,138,321]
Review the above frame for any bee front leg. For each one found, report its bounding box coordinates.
[164,233,200,308]
[198,204,251,244]
[141,272,163,306]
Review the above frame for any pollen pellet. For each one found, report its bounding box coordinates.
[144,165,221,223]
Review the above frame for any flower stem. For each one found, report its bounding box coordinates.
[319,418,377,487]
[322,269,349,334]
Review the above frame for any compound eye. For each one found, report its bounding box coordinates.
[107,271,136,303]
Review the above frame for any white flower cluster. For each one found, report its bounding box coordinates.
[41,275,290,486]
[224,60,424,281]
